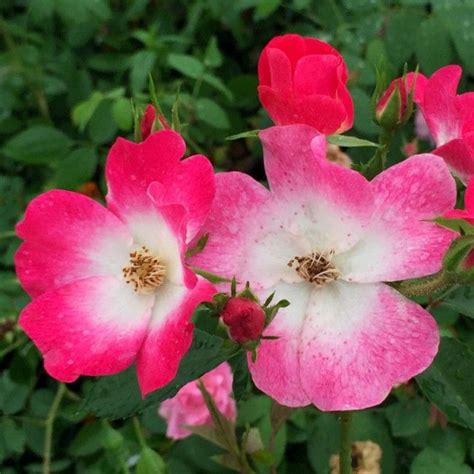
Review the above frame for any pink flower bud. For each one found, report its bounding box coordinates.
[221,297,265,343]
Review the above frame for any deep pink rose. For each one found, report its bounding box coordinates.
[258,34,353,135]
[159,362,236,440]
[221,297,265,343]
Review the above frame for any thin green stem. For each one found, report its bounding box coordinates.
[132,417,147,448]
[374,128,394,170]
[43,383,66,474]
[339,412,352,474]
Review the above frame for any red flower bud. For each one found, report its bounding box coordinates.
[257,34,353,135]
[140,104,170,141]
[221,297,265,343]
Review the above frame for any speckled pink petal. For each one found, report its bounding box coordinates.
[15,190,132,298]
[19,276,154,382]
[136,277,215,396]
[298,281,439,411]
[336,153,456,282]
[248,282,312,407]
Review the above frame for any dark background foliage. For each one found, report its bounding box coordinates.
[1,0,474,472]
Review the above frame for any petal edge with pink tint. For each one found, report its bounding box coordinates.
[15,190,131,298]
[19,276,154,382]
[248,282,312,407]
[136,277,216,396]
[299,282,439,411]
[337,154,456,282]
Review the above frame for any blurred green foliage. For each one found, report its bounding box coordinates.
[1,0,474,472]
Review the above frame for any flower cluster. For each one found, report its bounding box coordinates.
[14,33,473,418]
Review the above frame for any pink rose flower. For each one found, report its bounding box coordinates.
[15,130,216,396]
[221,297,265,343]
[258,34,353,135]
[159,362,236,440]
[413,65,474,184]
[191,124,457,411]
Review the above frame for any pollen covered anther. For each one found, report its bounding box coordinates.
[122,246,166,293]
[288,250,340,286]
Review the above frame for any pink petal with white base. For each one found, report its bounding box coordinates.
[418,65,463,145]
[248,282,312,407]
[336,154,456,282]
[261,125,374,252]
[15,190,131,298]
[190,172,287,289]
[106,131,215,244]
[19,276,154,382]
[136,277,215,396]
[298,282,439,411]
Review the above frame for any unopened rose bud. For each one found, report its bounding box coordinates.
[221,297,265,343]
[375,78,406,130]
[140,104,170,141]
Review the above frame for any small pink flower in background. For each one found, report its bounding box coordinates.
[15,130,216,396]
[191,124,457,411]
[221,297,265,343]
[258,34,353,135]
[413,65,474,184]
[159,362,236,440]
[402,140,418,157]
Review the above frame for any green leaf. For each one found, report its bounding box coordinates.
[0,372,30,415]
[201,73,233,100]
[0,176,23,232]
[415,17,453,75]
[254,0,281,19]
[416,337,474,429]
[72,92,104,132]
[136,447,166,474]
[410,447,471,474]
[327,134,378,148]
[68,421,105,457]
[442,286,474,318]
[0,419,26,457]
[81,329,240,419]
[385,398,430,437]
[51,147,98,190]
[3,126,72,165]
[130,51,157,94]
[436,4,474,76]
[385,10,424,69]
[226,130,259,141]
[112,98,133,131]
[88,100,118,145]
[443,235,474,272]
[167,53,204,79]
[195,98,230,129]
[204,37,223,68]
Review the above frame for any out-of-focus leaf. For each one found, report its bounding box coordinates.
[136,447,166,474]
[385,398,430,437]
[51,147,97,190]
[417,337,474,429]
[81,329,240,419]
[167,53,204,79]
[3,126,72,164]
[195,98,230,129]
[112,98,133,131]
[410,447,471,474]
